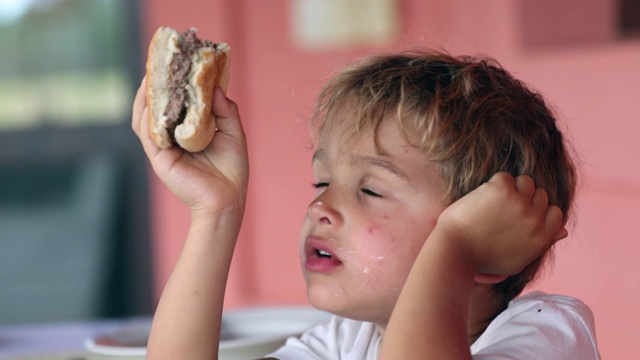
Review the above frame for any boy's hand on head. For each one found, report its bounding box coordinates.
[436,172,567,278]
[132,77,249,217]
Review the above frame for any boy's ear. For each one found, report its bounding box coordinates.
[474,273,509,284]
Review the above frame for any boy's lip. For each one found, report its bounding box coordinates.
[304,236,340,259]
[304,236,342,272]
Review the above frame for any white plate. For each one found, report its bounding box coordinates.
[85,306,331,359]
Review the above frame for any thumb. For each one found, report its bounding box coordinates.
[211,87,245,142]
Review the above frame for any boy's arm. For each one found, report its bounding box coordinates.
[380,173,567,359]
[132,79,249,360]
[144,211,242,360]
[380,226,477,359]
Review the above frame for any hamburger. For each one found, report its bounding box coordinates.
[146,26,230,152]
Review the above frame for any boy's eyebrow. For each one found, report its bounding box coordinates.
[312,150,408,180]
[360,157,408,180]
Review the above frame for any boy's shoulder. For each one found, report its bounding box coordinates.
[507,291,595,319]
[471,291,600,359]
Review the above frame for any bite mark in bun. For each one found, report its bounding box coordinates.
[146,26,230,152]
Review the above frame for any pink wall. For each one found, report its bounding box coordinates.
[142,1,640,358]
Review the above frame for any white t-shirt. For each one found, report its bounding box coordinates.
[267,292,600,360]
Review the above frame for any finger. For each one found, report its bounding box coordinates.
[514,175,536,198]
[545,205,565,242]
[212,87,245,142]
[211,86,234,117]
[489,171,513,184]
[132,77,147,136]
[531,187,549,210]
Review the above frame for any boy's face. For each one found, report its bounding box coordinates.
[299,115,448,328]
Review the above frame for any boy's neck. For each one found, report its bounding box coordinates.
[468,283,505,344]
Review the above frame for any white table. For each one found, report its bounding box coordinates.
[0,317,149,360]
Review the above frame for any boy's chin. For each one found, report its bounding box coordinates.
[306,287,349,318]
[306,288,388,325]
[306,287,334,311]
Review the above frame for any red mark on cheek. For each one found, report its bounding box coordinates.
[365,223,399,244]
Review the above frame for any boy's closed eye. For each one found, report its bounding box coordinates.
[361,188,382,197]
[312,182,329,189]
[312,182,382,198]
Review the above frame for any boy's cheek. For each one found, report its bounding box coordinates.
[356,225,415,270]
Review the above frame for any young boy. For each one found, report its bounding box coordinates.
[131,49,600,359]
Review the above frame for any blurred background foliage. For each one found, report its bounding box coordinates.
[0,0,136,129]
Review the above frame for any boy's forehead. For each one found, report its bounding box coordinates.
[313,116,412,160]
[312,133,365,163]
[319,103,394,138]
[317,109,420,149]
[311,118,444,187]
[315,117,375,155]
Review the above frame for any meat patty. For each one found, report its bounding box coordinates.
[162,29,217,142]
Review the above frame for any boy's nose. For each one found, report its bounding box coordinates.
[307,196,341,226]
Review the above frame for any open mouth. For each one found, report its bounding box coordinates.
[308,246,339,262]
[316,249,333,258]
[304,238,342,272]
